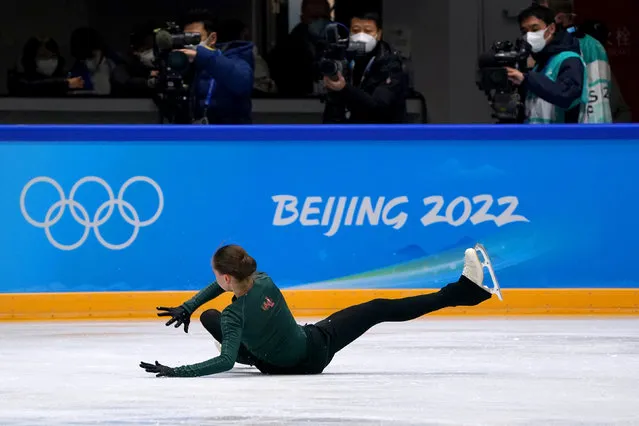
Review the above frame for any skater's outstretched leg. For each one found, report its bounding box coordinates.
[200,309,257,366]
[315,248,494,357]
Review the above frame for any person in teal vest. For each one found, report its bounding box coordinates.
[580,19,632,122]
[506,5,587,124]
[541,0,613,123]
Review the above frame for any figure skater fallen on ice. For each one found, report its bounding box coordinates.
[140,244,502,377]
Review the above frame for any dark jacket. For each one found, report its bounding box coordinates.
[9,37,72,97]
[111,53,155,97]
[267,23,318,96]
[8,53,70,97]
[8,68,70,97]
[193,41,254,124]
[323,41,408,124]
[524,30,585,118]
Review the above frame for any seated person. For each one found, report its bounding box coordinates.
[8,37,83,96]
[68,27,120,95]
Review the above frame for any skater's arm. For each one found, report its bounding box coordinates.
[172,306,244,377]
[182,282,226,314]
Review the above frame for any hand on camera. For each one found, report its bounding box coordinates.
[505,67,525,85]
[323,72,346,91]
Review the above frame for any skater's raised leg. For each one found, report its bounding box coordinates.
[315,248,494,357]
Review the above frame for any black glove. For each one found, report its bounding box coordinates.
[140,361,176,377]
[156,305,191,333]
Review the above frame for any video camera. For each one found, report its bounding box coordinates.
[315,22,367,81]
[476,39,530,122]
[153,22,202,123]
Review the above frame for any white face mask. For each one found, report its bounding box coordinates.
[85,55,103,72]
[137,49,155,67]
[199,34,213,48]
[525,28,548,53]
[36,58,58,76]
[350,32,378,53]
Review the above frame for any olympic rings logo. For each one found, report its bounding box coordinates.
[20,176,163,251]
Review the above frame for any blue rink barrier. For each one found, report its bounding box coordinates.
[1,124,638,294]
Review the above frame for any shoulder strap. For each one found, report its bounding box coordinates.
[546,51,582,70]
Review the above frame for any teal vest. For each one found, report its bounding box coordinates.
[525,51,588,124]
[578,34,613,123]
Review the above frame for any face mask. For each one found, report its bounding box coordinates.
[350,32,378,53]
[525,28,547,53]
[199,34,213,48]
[36,58,58,76]
[85,53,103,72]
[85,59,97,72]
[137,49,155,67]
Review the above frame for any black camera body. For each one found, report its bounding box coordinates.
[477,39,530,122]
[316,23,366,81]
[157,22,202,51]
[153,22,202,123]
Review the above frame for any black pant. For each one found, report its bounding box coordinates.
[199,309,258,367]
[200,276,490,374]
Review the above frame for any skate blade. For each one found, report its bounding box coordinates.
[474,243,503,301]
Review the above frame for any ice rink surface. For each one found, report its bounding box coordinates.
[1,319,638,425]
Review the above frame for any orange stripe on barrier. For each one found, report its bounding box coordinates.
[0,289,638,321]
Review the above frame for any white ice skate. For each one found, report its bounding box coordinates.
[462,244,503,301]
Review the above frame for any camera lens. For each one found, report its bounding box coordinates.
[184,32,201,46]
[319,59,339,78]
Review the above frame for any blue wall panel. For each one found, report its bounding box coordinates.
[1,125,637,293]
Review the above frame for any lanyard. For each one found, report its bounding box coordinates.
[204,78,216,108]
[199,77,216,121]
[350,56,376,87]
[201,48,222,116]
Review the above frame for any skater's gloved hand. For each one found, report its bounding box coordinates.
[156,305,191,333]
[140,361,176,377]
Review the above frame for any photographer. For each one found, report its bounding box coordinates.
[112,24,157,98]
[178,10,254,124]
[506,5,587,124]
[322,12,407,124]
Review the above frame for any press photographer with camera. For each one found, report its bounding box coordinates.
[506,5,587,124]
[112,24,158,97]
[322,12,408,124]
[156,10,254,124]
